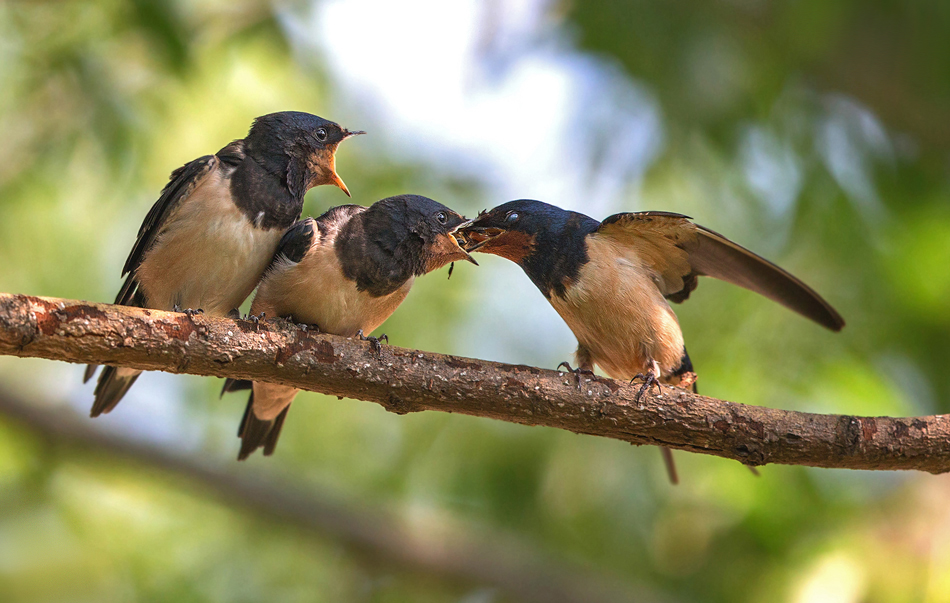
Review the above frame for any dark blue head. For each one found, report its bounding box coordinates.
[244,111,365,198]
[459,199,600,297]
[461,200,596,262]
[364,194,477,274]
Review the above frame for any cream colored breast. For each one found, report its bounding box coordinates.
[548,235,685,380]
[252,241,413,337]
[136,168,283,316]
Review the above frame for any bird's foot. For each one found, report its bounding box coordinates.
[173,305,204,317]
[357,330,388,355]
[630,370,662,403]
[557,361,595,390]
[244,311,266,330]
[276,316,319,333]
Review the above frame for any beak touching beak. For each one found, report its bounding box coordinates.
[449,218,479,266]
[454,218,507,253]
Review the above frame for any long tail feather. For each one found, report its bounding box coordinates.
[236,390,291,460]
[90,366,141,417]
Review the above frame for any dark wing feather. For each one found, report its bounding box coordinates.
[236,390,290,460]
[121,154,220,279]
[267,205,366,268]
[88,153,228,381]
[596,212,845,331]
[273,217,317,265]
[221,378,252,397]
[688,224,844,330]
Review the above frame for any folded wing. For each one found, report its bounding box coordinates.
[85,152,227,386]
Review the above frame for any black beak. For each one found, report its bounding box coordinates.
[448,218,479,265]
[455,218,507,252]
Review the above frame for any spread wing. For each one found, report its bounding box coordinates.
[596,212,845,331]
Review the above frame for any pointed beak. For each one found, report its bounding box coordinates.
[449,218,479,265]
[330,171,351,197]
[455,219,506,252]
[458,249,479,265]
[322,150,351,197]
[325,129,364,196]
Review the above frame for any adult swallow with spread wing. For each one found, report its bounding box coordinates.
[458,200,844,482]
[85,111,363,417]
[222,194,476,460]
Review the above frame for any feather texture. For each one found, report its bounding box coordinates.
[597,212,844,331]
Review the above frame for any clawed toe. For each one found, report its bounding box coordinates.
[244,311,266,329]
[357,329,387,355]
[174,305,204,317]
[293,319,319,332]
[630,371,662,402]
[557,361,595,390]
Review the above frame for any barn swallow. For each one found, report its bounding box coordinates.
[84,111,363,417]
[222,194,475,460]
[458,200,844,482]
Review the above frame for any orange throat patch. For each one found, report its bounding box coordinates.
[424,233,471,273]
[308,144,342,190]
[476,230,536,264]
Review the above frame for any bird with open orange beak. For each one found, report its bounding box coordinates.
[86,111,364,418]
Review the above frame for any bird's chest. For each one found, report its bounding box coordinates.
[256,245,413,337]
[136,172,283,315]
[547,238,685,380]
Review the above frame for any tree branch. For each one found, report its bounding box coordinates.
[0,389,664,603]
[1,293,948,473]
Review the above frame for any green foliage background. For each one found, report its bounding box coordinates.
[0,1,948,602]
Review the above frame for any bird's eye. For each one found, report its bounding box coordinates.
[315,128,328,142]
[505,211,519,223]
[436,211,448,224]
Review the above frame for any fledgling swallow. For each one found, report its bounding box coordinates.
[222,194,476,460]
[84,111,363,417]
[458,200,844,482]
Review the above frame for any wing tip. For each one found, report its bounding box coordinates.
[824,312,846,332]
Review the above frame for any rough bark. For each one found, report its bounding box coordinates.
[1,293,948,473]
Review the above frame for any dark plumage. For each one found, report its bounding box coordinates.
[459,199,844,482]
[225,194,476,460]
[85,111,363,417]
